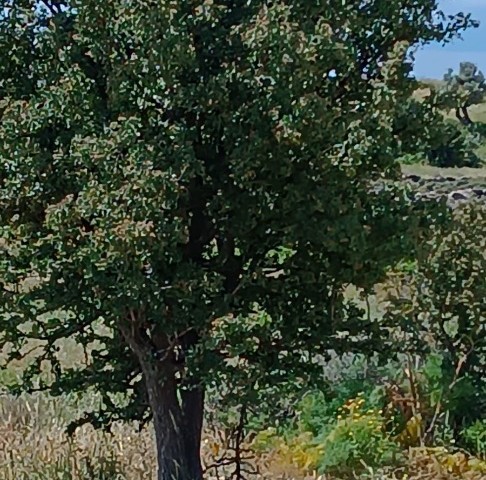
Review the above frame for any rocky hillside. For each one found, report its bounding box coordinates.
[403,173,486,207]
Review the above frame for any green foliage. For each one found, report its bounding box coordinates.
[383,205,486,452]
[422,353,477,421]
[296,383,386,434]
[462,420,486,459]
[388,203,485,385]
[316,396,402,476]
[441,62,486,108]
[251,352,486,476]
[427,119,482,167]
[253,392,402,477]
[398,153,425,165]
[296,391,340,437]
[393,258,419,275]
[256,360,403,474]
[393,95,483,168]
[393,97,443,157]
[0,0,480,477]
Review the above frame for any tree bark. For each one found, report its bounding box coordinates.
[145,370,204,480]
[181,385,205,479]
[119,315,204,480]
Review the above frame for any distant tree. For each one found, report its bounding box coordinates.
[442,61,486,124]
[383,83,482,168]
[0,1,476,479]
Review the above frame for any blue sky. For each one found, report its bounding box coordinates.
[414,0,486,79]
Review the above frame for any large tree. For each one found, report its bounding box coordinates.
[0,1,476,479]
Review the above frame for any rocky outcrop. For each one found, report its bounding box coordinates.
[403,173,486,207]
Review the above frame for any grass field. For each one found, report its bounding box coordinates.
[401,163,486,178]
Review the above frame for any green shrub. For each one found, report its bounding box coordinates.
[462,421,486,459]
[316,395,403,476]
[295,380,386,437]
[397,152,426,165]
[295,391,335,437]
[383,203,486,443]
[252,393,402,477]
[423,353,479,426]
[427,119,482,167]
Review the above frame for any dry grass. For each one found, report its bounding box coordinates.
[401,164,486,179]
[0,392,155,480]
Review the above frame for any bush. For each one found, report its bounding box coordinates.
[393,95,484,168]
[253,389,403,477]
[462,421,486,459]
[296,383,386,432]
[384,203,485,390]
[427,119,482,167]
[248,348,486,478]
[381,203,486,459]
[316,395,403,476]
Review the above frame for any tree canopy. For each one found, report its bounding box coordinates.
[0,1,477,479]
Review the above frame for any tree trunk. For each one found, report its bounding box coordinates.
[182,385,205,478]
[145,372,205,480]
[119,314,204,480]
